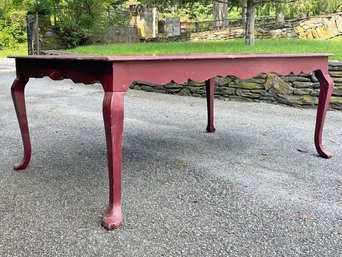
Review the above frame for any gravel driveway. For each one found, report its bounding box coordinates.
[1,58,341,257]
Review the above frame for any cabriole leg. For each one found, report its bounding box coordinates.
[205,78,216,133]
[11,77,31,170]
[314,70,334,158]
[101,91,125,229]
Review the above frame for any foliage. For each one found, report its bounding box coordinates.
[1,0,342,51]
[53,0,130,47]
[0,0,129,49]
[55,0,112,47]
[256,0,342,19]
[229,6,243,19]
[158,2,213,21]
[288,0,342,17]
[0,1,28,50]
[104,1,131,28]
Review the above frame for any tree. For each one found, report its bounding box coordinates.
[241,0,247,25]
[275,1,285,24]
[140,0,242,31]
[245,0,255,45]
[0,0,30,49]
[213,0,228,29]
[244,0,295,46]
[2,0,341,50]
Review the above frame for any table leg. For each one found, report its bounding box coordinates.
[205,78,216,133]
[11,77,31,170]
[314,70,334,158]
[102,91,125,229]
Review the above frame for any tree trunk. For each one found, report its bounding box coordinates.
[245,0,255,45]
[276,3,285,24]
[241,0,247,26]
[213,0,228,30]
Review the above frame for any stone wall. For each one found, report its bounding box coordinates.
[191,13,342,40]
[27,14,68,54]
[293,14,342,39]
[130,61,342,110]
[145,32,190,42]
[30,15,141,53]
[94,26,140,44]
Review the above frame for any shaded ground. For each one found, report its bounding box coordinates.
[0,59,341,257]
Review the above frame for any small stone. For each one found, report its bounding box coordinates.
[333,87,342,96]
[244,78,265,84]
[282,76,312,82]
[236,81,263,90]
[292,81,312,88]
[187,80,204,87]
[141,86,154,92]
[330,97,342,104]
[192,93,202,97]
[310,89,320,97]
[299,213,310,221]
[178,88,191,96]
[250,89,263,93]
[333,77,342,83]
[260,91,273,97]
[336,15,342,33]
[215,77,232,86]
[294,26,304,34]
[165,83,183,89]
[265,74,293,94]
[260,96,275,101]
[330,71,342,77]
[293,88,313,95]
[325,16,339,37]
[275,94,302,106]
[301,95,318,105]
[217,87,236,95]
[188,86,205,94]
[255,74,267,79]
[236,89,260,99]
[311,73,319,82]
[166,88,182,94]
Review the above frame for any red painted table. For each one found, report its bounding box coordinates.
[9,54,334,229]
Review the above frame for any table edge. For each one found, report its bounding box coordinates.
[8,53,334,62]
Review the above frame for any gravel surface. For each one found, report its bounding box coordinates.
[1,58,341,257]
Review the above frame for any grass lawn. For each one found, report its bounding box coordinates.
[67,38,342,60]
[0,43,28,58]
[1,39,341,60]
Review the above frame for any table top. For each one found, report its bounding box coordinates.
[9,53,333,62]
[10,53,333,90]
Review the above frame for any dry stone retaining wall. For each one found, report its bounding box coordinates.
[293,13,342,39]
[130,61,342,110]
[191,13,342,40]
[95,26,140,44]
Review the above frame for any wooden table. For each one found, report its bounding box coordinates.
[8,54,334,229]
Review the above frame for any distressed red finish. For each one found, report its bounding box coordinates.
[8,53,334,229]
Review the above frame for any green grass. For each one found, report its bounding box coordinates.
[0,43,28,58]
[2,39,341,60]
[67,38,342,60]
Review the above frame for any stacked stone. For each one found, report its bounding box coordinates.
[145,33,190,42]
[190,28,245,41]
[96,26,140,44]
[190,13,342,40]
[36,15,68,51]
[130,62,342,110]
[293,14,342,39]
[330,61,342,109]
